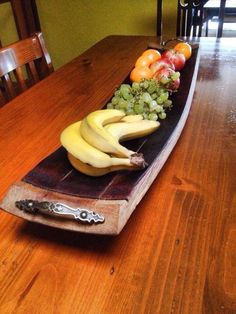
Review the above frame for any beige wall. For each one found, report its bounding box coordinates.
[0,3,18,44]
[0,0,177,69]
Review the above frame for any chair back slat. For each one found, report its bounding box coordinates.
[0,49,16,76]
[0,87,6,107]
[2,73,17,100]
[192,7,199,37]
[157,0,205,38]
[0,32,53,104]
[14,67,28,91]
[181,8,188,36]
[186,5,194,36]
[27,61,40,83]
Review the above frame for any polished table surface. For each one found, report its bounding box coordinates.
[0,36,235,313]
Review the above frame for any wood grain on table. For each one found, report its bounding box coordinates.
[0,36,235,313]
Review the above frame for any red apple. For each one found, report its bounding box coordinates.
[153,66,180,92]
[167,77,180,91]
[150,57,175,74]
[161,49,186,71]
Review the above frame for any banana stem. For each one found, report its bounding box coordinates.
[130,153,147,168]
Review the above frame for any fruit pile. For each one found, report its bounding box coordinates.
[130,42,192,85]
[61,42,192,176]
[106,42,192,121]
[61,109,160,176]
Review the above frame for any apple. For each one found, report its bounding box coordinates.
[161,49,186,71]
[153,66,180,92]
[167,77,180,91]
[150,57,175,74]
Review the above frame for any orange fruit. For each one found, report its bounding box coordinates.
[135,55,151,68]
[130,66,153,82]
[142,49,162,63]
[174,42,192,60]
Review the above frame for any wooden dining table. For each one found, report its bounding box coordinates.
[0,35,235,313]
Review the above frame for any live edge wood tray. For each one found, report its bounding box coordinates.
[1,45,200,235]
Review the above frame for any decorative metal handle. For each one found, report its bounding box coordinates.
[15,199,105,224]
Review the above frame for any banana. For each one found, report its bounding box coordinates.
[60,121,143,169]
[80,109,136,158]
[104,119,160,142]
[121,114,143,123]
[68,153,139,177]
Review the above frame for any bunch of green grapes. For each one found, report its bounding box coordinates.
[106,79,173,121]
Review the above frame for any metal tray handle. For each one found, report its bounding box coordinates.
[15,200,105,224]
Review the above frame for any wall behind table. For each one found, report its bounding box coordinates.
[0,3,18,45]
[0,0,177,70]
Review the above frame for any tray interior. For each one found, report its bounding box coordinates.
[22,47,199,201]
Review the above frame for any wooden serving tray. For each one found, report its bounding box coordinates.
[1,46,200,235]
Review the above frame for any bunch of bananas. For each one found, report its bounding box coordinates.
[60,109,160,176]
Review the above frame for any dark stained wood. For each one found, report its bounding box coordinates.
[156,0,163,36]
[218,0,227,37]
[10,0,41,39]
[0,35,235,312]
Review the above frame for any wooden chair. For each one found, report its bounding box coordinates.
[157,0,208,37]
[0,32,54,105]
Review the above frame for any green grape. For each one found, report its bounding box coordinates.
[142,113,148,120]
[171,71,180,81]
[139,80,147,89]
[114,90,121,97]
[163,99,172,108]
[149,100,158,112]
[126,109,135,115]
[118,99,128,110]
[120,83,131,90]
[132,82,140,90]
[120,87,130,96]
[107,102,114,109]
[127,99,134,110]
[157,96,164,104]
[148,113,158,121]
[155,85,161,94]
[155,104,164,113]
[143,104,149,113]
[159,112,167,119]
[160,77,170,85]
[151,92,157,99]
[138,99,145,107]
[123,92,133,101]
[111,96,119,105]
[134,103,144,114]
[147,85,156,94]
[161,92,169,102]
[141,92,152,104]
[142,80,149,89]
